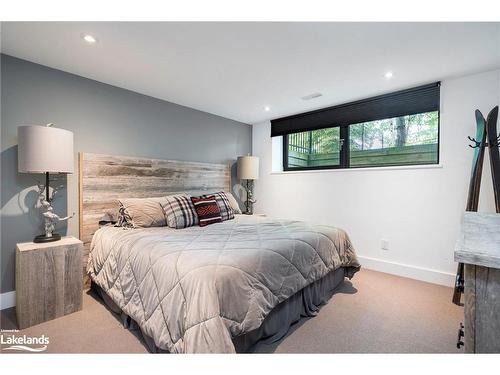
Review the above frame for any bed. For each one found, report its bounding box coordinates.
[80,153,360,353]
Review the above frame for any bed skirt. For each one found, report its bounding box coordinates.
[91,267,346,353]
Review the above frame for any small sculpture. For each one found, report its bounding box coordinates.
[35,181,75,241]
[245,180,257,215]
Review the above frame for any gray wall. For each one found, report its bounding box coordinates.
[1,54,252,294]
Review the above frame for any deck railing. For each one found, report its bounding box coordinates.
[288,132,339,155]
[288,143,438,168]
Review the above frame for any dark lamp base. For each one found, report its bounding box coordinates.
[34,233,61,243]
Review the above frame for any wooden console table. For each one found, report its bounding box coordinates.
[455,212,500,353]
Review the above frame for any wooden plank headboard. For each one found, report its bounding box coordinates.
[79,152,231,287]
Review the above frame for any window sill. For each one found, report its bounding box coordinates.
[271,163,443,175]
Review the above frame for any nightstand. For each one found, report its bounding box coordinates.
[15,236,83,329]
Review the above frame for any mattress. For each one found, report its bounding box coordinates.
[87,214,360,353]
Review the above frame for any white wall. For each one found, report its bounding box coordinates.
[252,70,500,286]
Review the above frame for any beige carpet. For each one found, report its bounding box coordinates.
[0,269,464,353]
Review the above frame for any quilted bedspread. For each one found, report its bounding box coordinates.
[87,215,360,353]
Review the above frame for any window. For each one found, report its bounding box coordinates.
[349,112,439,167]
[287,127,341,168]
[276,83,440,171]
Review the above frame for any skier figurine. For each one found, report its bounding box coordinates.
[36,182,75,241]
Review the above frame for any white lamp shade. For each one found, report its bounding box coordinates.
[237,156,259,180]
[18,125,74,174]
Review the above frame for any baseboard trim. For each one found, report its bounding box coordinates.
[0,291,16,310]
[357,256,455,287]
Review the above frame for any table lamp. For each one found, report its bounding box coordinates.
[18,124,74,243]
[237,155,259,214]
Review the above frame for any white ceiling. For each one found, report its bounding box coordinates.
[2,22,500,124]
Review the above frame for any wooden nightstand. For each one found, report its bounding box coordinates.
[15,236,83,329]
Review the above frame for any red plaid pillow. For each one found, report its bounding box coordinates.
[190,195,222,227]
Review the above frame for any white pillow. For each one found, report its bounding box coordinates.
[225,192,242,214]
[117,197,167,228]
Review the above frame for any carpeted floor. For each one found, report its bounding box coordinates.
[0,269,464,353]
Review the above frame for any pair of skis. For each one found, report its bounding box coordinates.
[452,106,500,305]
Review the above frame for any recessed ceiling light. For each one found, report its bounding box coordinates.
[384,71,394,79]
[83,34,97,44]
[264,106,271,112]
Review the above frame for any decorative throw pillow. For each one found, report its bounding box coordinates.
[200,191,235,221]
[117,197,167,228]
[190,195,222,227]
[160,194,198,229]
[225,191,242,214]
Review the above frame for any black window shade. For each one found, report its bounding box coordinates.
[271,82,440,137]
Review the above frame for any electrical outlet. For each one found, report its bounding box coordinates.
[381,239,389,251]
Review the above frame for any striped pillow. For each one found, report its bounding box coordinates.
[160,194,198,229]
[200,191,235,221]
[190,195,222,227]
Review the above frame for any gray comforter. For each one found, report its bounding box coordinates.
[87,215,360,353]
